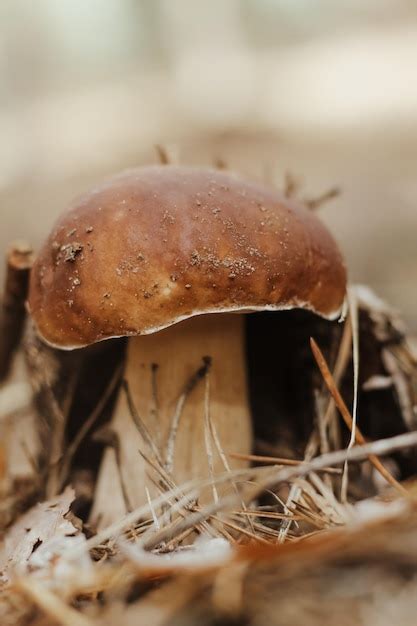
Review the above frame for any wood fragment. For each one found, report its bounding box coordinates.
[155,144,170,164]
[154,144,178,165]
[0,242,34,382]
[283,171,300,198]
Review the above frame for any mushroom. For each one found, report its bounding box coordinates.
[28,165,346,524]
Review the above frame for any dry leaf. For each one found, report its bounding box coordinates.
[0,487,77,582]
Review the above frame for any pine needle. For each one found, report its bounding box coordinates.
[310,337,407,495]
[165,357,211,474]
[341,288,360,502]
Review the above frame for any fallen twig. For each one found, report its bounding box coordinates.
[0,242,33,382]
[229,452,342,474]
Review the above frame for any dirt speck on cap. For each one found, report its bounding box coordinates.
[59,242,84,263]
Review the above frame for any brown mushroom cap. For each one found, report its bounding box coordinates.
[28,165,347,349]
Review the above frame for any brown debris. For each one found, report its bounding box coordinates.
[59,242,84,263]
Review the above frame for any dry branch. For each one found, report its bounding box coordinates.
[0,242,33,382]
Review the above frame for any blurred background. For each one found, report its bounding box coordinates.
[1,0,416,329]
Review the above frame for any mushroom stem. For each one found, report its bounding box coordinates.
[91,314,252,527]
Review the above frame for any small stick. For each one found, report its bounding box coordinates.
[229,452,341,474]
[284,171,300,198]
[154,144,179,165]
[210,514,271,545]
[154,144,171,164]
[305,187,340,210]
[310,337,407,495]
[0,242,34,382]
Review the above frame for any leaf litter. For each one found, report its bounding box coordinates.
[0,286,417,625]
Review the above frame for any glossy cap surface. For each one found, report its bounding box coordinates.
[28,166,347,348]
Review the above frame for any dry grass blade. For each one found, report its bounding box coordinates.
[203,368,218,503]
[308,472,352,523]
[75,470,245,556]
[139,450,215,540]
[122,380,163,465]
[149,362,160,447]
[142,495,239,551]
[207,401,255,533]
[165,357,211,473]
[210,515,271,545]
[278,482,303,543]
[134,429,417,550]
[145,485,161,530]
[72,428,417,561]
[310,337,407,495]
